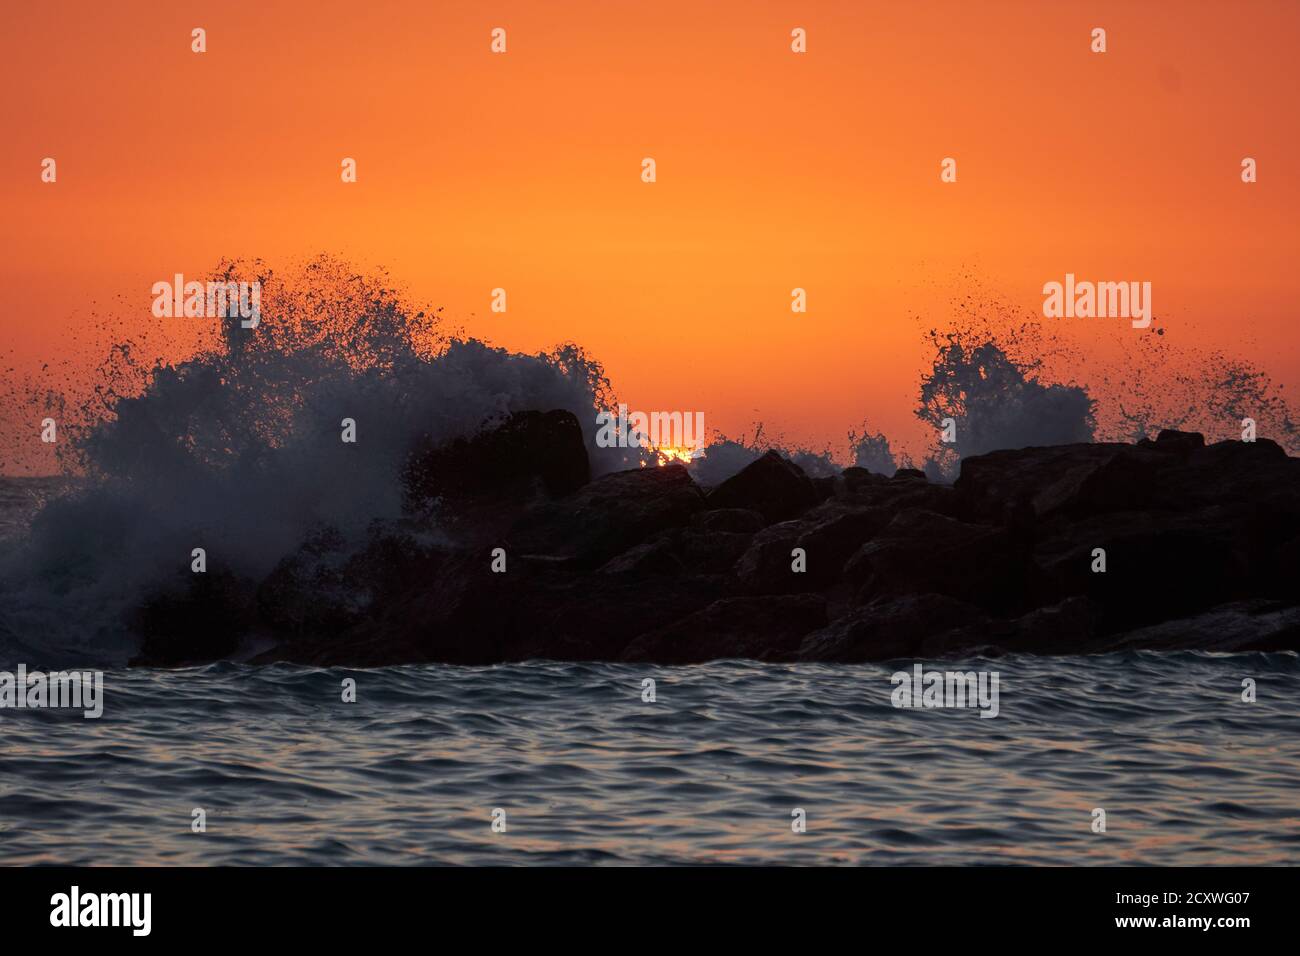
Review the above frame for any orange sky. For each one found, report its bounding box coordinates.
[3,0,1298,469]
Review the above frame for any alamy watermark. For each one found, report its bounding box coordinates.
[890,664,999,718]
[152,273,261,328]
[595,404,706,458]
[50,886,150,936]
[0,664,103,718]
[1042,273,1151,329]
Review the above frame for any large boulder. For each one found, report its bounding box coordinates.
[404,409,589,510]
[507,464,705,568]
[954,442,1128,524]
[842,467,958,516]
[690,508,767,534]
[1099,600,1300,653]
[734,519,817,594]
[794,501,895,586]
[1030,509,1252,632]
[599,526,754,577]
[129,568,256,666]
[844,509,1023,612]
[799,593,987,662]
[733,500,894,593]
[704,451,819,523]
[621,594,828,664]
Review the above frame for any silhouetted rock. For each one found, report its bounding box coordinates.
[599,526,753,577]
[954,442,1126,524]
[621,594,827,664]
[130,569,256,666]
[734,500,894,593]
[508,463,705,568]
[845,509,1022,613]
[794,501,895,586]
[690,508,766,533]
[733,519,812,592]
[405,409,589,509]
[799,593,986,662]
[1100,600,1300,653]
[130,430,1300,667]
[704,450,819,523]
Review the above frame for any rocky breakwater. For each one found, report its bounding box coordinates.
[129,413,1300,666]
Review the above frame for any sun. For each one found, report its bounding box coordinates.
[655,445,704,465]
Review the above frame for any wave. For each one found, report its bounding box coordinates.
[1,257,1295,665]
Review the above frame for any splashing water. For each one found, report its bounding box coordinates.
[0,258,641,666]
[1,259,1296,664]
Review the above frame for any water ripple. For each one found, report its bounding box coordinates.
[0,652,1297,864]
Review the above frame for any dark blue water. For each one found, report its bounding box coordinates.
[2,654,1297,865]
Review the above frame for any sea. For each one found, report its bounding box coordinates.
[2,646,1297,864]
[2,427,1299,868]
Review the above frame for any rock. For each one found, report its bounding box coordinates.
[704,451,819,523]
[673,528,755,575]
[955,443,1127,524]
[809,475,839,505]
[129,569,256,666]
[1144,428,1205,454]
[689,508,766,533]
[841,467,890,493]
[840,468,958,516]
[734,520,816,594]
[404,409,589,510]
[1005,596,1099,653]
[622,594,828,664]
[1099,600,1300,653]
[734,500,896,594]
[508,463,705,568]
[256,526,367,635]
[597,525,753,578]
[1030,510,1250,632]
[799,593,987,662]
[794,501,895,586]
[845,509,1023,612]
[130,428,1300,668]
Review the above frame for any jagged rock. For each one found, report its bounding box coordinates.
[734,519,816,594]
[690,508,766,533]
[404,409,589,510]
[1099,600,1300,653]
[256,526,366,634]
[129,429,1300,667]
[704,450,819,523]
[734,501,895,593]
[673,528,756,575]
[954,442,1127,524]
[621,594,827,664]
[1030,509,1254,632]
[799,593,987,662]
[507,464,705,568]
[597,525,753,578]
[841,467,891,493]
[809,475,839,504]
[845,509,1023,612]
[130,569,256,666]
[1141,428,1205,454]
[840,468,958,516]
[1003,596,1099,653]
[794,501,895,586]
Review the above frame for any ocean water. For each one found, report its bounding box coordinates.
[2,654,1297,865]
[1,286,1298,866]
